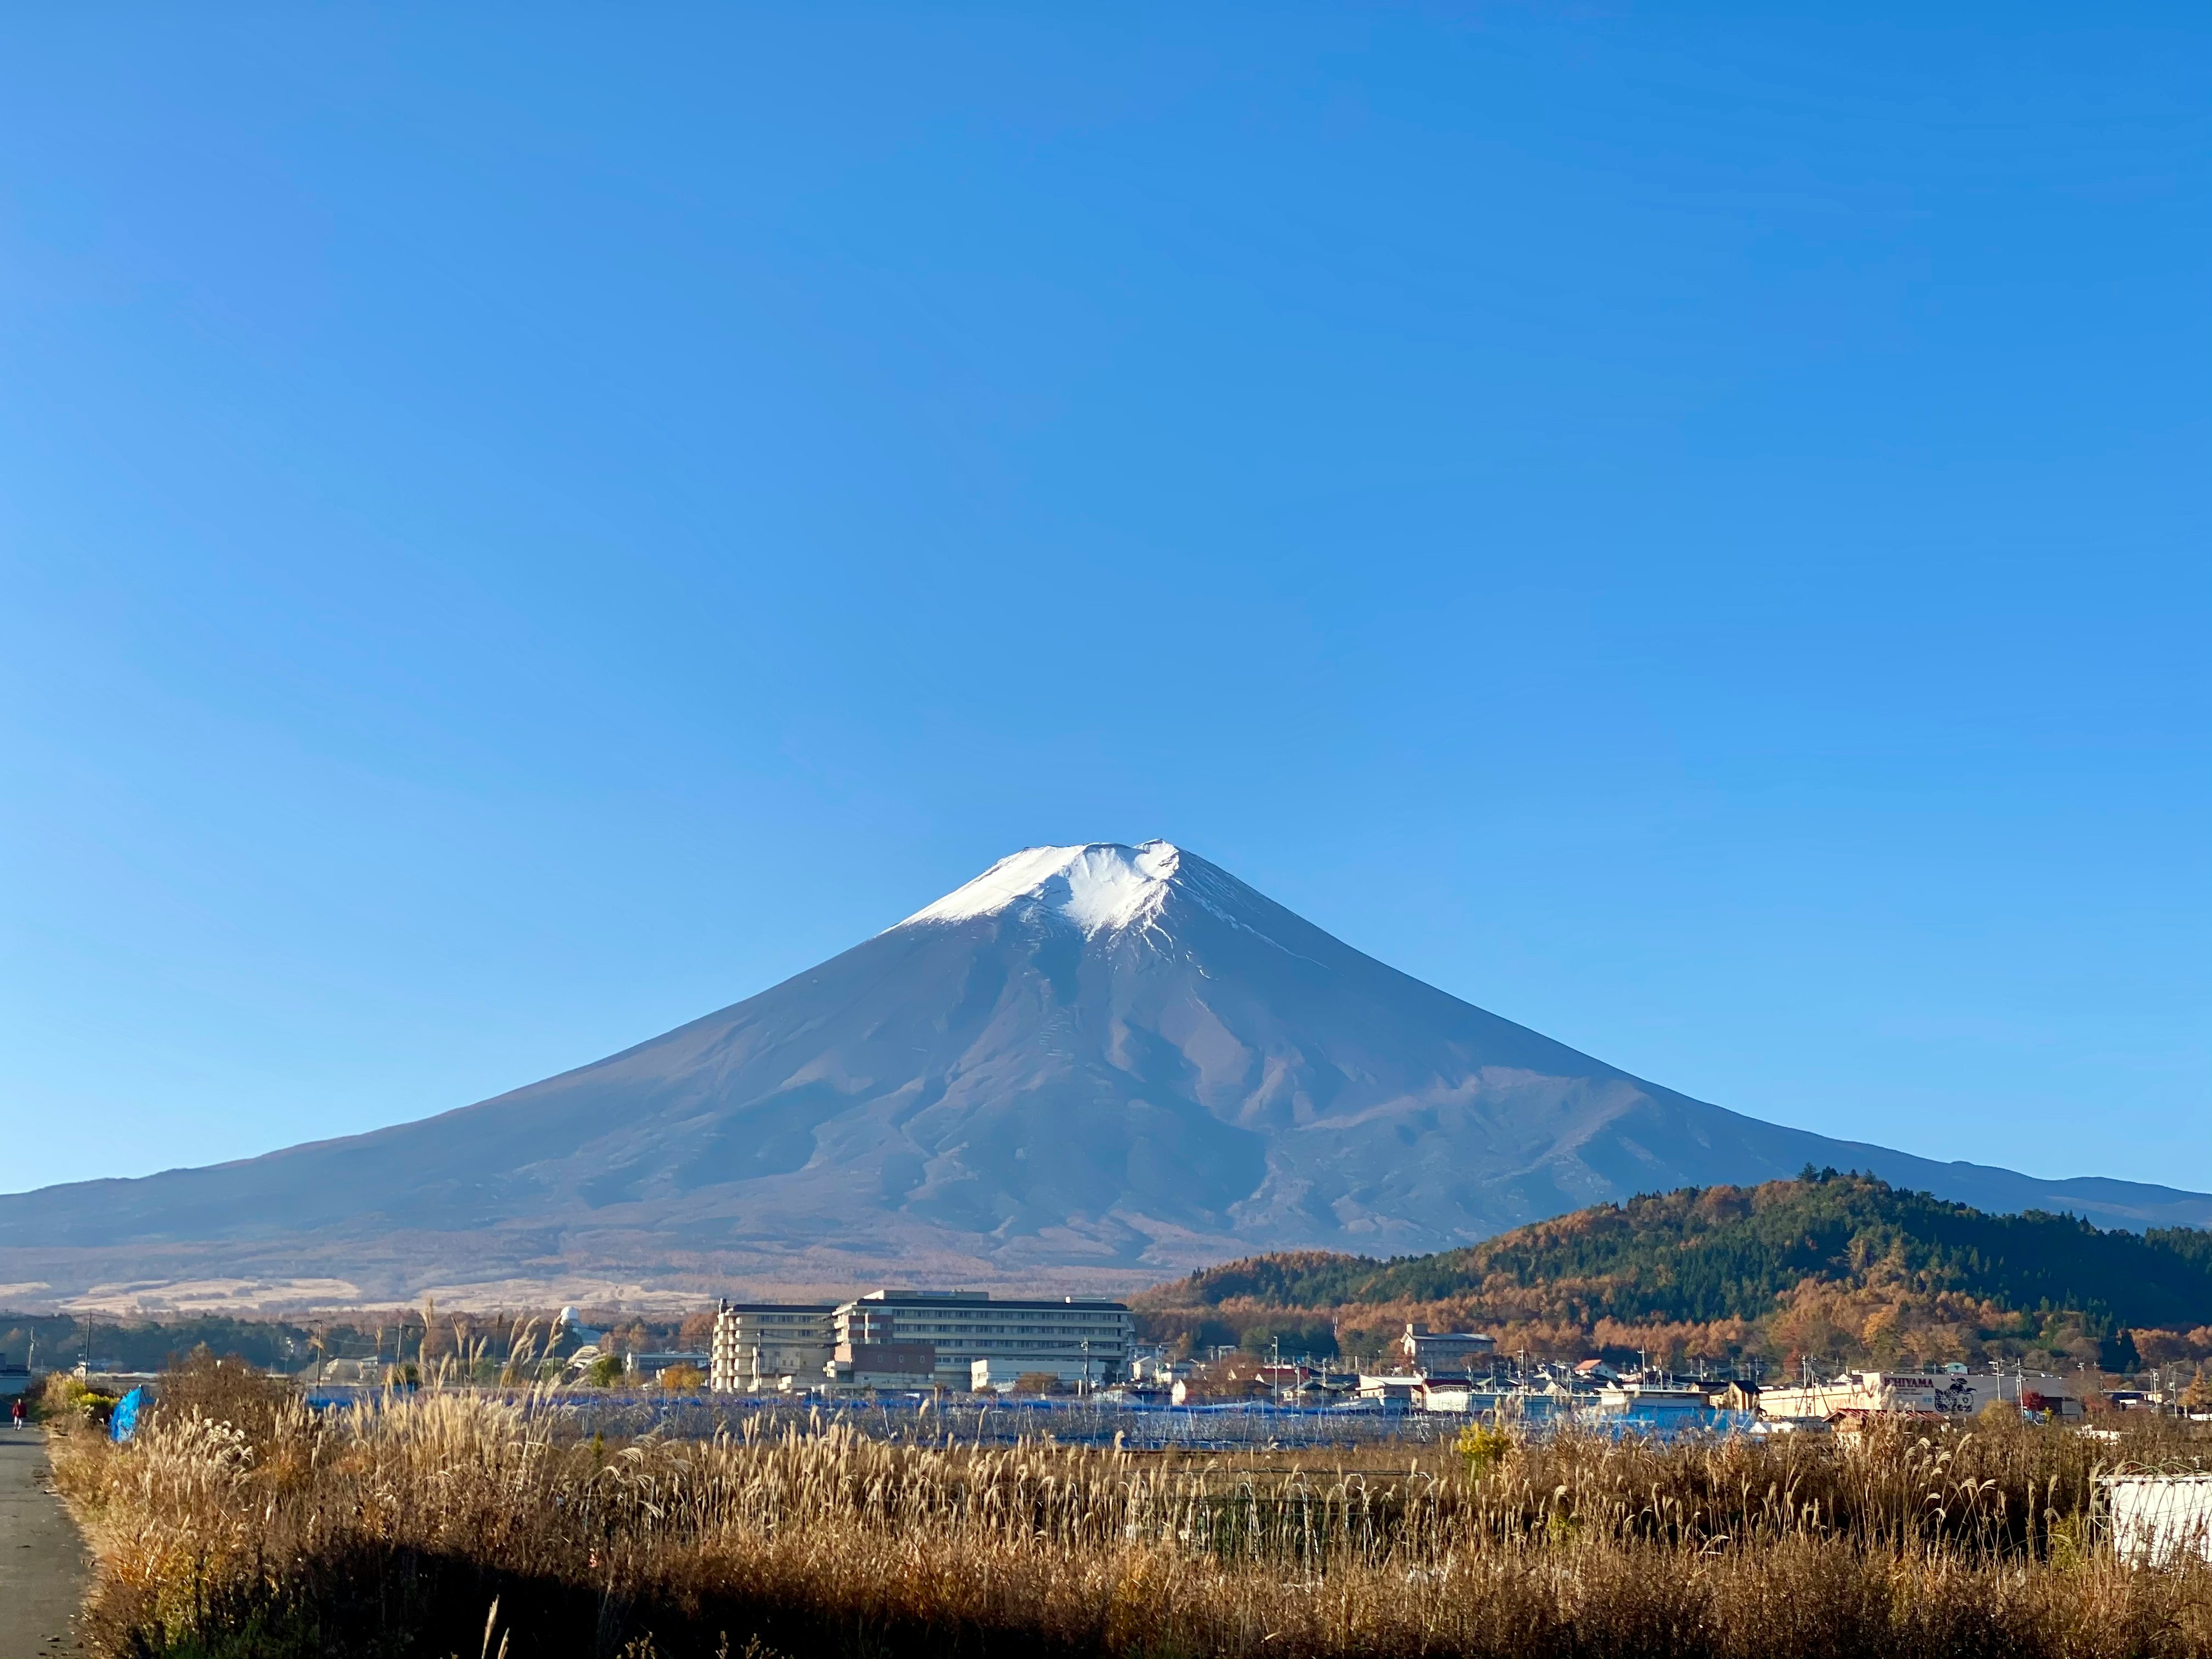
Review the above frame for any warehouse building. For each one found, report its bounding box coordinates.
[1757,1367,2083,1422]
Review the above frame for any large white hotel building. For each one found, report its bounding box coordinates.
[710,1287,1132,1393]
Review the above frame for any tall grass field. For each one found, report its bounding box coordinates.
[44,1359,2212,1658]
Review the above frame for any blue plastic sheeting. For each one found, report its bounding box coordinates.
[296,1387,1760,1450]
[109,1386,149,1444]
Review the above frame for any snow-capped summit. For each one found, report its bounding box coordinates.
[896,840,1183,935]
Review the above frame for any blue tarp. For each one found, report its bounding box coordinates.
[110,1385,148,1444]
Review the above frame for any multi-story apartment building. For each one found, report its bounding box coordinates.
[833,1289,1132,1391]
[708,1300,836,1393]
[1397,1323,1497,1375]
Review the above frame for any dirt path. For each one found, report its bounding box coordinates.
[0,1424,90,1656]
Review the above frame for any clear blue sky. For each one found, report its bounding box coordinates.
[3,7,2206,1198]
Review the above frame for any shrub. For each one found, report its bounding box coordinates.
[586,1353,626,1388]
[40,1372,116,1427]
[149,1346,292,1441]
[1455,1420,1514,1476]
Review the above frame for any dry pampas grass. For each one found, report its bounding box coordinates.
[45,1363,2212,1658]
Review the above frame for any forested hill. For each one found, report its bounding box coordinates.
[1133,1175,2212,1371]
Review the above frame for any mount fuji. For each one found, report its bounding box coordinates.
[3,840,2205,1311]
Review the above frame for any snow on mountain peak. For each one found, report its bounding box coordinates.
[896,840,1184,935]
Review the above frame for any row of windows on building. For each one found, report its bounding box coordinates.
[709,1288,1134,1393]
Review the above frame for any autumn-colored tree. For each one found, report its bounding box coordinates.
[1134,1176,2211,1378]
[2134,1326,2212,1366]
